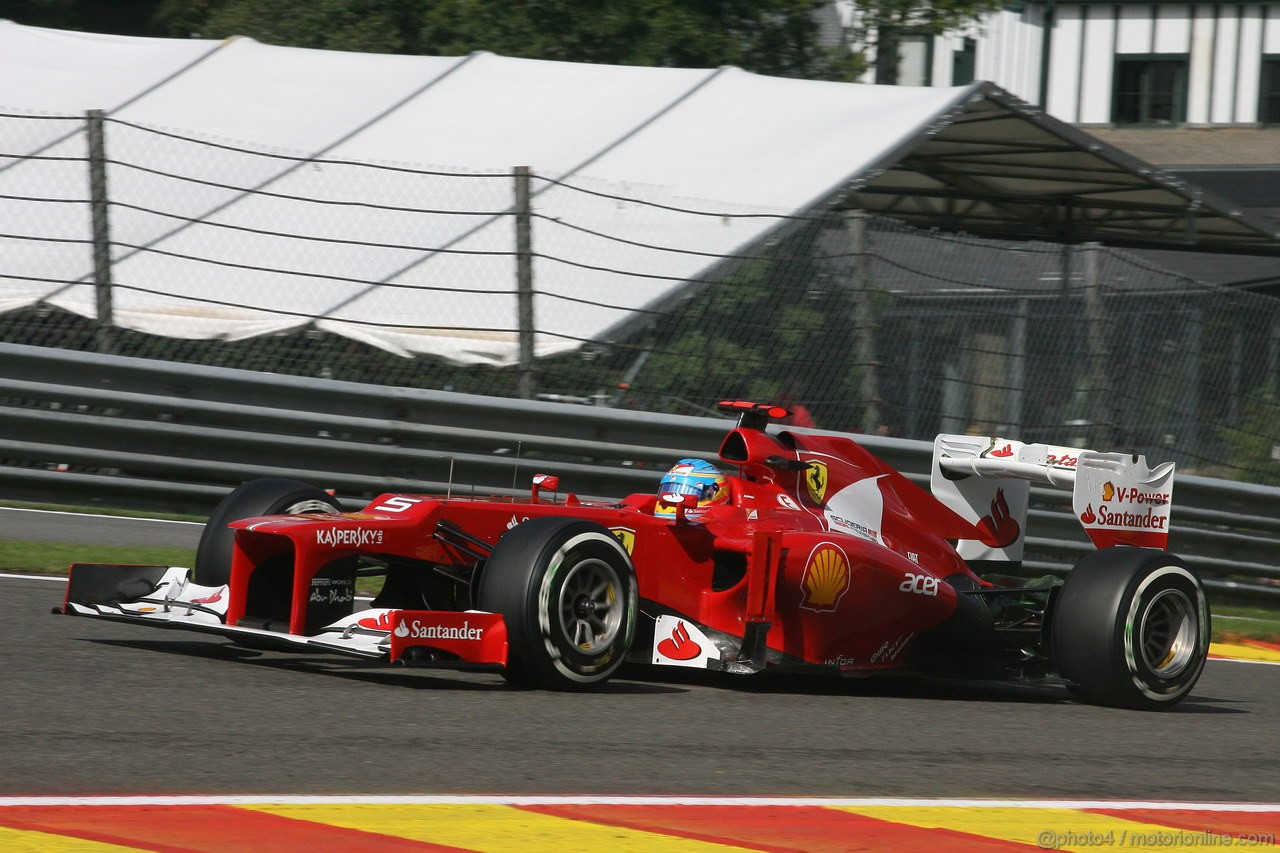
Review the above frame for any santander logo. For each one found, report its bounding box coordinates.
[357,612,395,631]
[657,620,702,661]
[394,619,485,641]
[191,586,225,605]
[975,488,1021,548]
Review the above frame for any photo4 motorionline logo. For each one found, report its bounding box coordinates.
[1037,828,1275,849]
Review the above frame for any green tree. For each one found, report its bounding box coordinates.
[849,0,1004,84]
[1222,385,1280,485]
[8,0,167,35]
[150,0,862,81]
[634,216,866,426]
[413,0,860,80]
[172,0,412,52]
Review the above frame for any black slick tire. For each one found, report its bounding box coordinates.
[1051,546,1210,710]
[194,478,342,586]
[476,517,637,690]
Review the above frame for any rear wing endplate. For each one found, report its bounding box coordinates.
[931,435,1175,562]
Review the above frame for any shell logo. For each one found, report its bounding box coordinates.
[804,460,829,505]
[799,542,851,613]
[1102,481,1115,502]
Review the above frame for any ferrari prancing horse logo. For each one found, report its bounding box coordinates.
[609,527,636,556]
[804,460,829,505]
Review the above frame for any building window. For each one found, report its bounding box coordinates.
[1262,56,1280,125]
[1112,56,1188,125]
[952,38,976,86]
[897,34,934,86]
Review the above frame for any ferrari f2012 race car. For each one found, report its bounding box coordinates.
[61,401,1210,710]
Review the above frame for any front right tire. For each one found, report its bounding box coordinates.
[476,517,637,690]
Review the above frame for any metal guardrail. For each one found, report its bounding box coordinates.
[2,341,1277,602]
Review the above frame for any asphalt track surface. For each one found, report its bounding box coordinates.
[3,510,1279,802]
[0,506,203,548]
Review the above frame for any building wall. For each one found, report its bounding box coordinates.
[856,1,1280,127]
[1014,2,1278,124]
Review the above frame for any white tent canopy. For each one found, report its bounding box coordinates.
[2,22,1275,366]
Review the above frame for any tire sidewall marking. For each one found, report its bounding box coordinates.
[1123,564,1208,702]
[535,529,636,683]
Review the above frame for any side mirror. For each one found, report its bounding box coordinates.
[657,492,691,522]
[531,473,560,503]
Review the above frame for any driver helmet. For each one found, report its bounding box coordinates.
[656,458,729,516]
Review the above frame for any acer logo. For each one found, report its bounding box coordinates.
[899,572,939,596]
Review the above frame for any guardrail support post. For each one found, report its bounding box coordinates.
[87,110,116,355]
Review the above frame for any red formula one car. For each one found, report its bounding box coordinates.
[62,401,1211,710]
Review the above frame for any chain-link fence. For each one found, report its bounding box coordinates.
[3,109,1278,483]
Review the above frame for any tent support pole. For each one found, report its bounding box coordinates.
[87,110,116,355]
[515,166,535,399]
[1006,298,1027,434]
[1082,241,1111,448]
[847,210,880,434]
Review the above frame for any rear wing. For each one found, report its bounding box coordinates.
[930,434,1175,563]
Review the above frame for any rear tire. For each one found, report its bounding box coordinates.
[476,517,637,690]
[194,478,342,586]
[1051,547,1210,710]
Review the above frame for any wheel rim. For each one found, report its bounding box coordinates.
[282,498,337,514]
[1138,588,1198,678]
[557,557,622,655]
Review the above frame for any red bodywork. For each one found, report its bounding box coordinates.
[225,417,996,674]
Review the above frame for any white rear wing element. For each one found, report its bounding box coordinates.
[931,435,1176,561]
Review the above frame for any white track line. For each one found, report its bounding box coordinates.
[0,507,201,525]
[1,572,66,582]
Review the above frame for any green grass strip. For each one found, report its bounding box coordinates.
[2,540,196,576]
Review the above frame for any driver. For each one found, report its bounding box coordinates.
[655,458,729,516]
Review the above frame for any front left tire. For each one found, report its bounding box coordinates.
[194,477,342,586]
